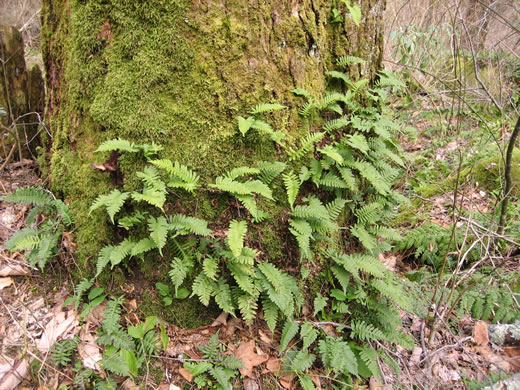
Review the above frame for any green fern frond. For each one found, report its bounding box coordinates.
[318,92,348,110]
[237,291,259,324]
[283,170,300,210]
[280,319,299,352]
[209,177,254,195]
[346,133,369,154]
[192,273,215,306]
[355,202,383,225]
[225,166,260,180]
[319,337,358,376]
[352,161,390,195]
[238,116,254,136]
[323,117,349,133]
[227,220,247,258]
[5,227,40,251]
[290,198,329,221]
[118,211,147,230]
[214,278,235,315]
[250,119,273,134]
[359,347,381,382]
[131,238,157,257]
[96,246,114,277]
[109,239,134,267]
[202,256,219,281]
[286,350,316,373]
[326,70,352,85]
[2,186,53,206]
[319,145,344,165]
[102,296,123,335]
[101,353,131,377]
[299,100,315,117]
[169,255,195,294]
[262,296,279,332]
[351,79,369,95]
[338,167,357,190]
[250,103,287,114]
[52,200,73,226]
[289,219,313,260]
[350,116,374,132]
[315,172,349,189]
[36,233,59,270]
[336,55,366,68]
[325,198,347,220]
[89,189,129,224]
[371,278,412,311]
[169,214,212,236]
[351,320,386,341]
[291,88,313,99]
[257,262,286,293]
[149,159,199,193]
[227,263,256,295]
[257,161,286,184]
[147,216,169,254]
[244,180,274,200]
[235,194,260,219]
[95,138,138,153]
[287,132,324,161]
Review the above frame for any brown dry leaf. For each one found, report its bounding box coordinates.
[0,359,28,390]
[378,253,397,272]
[264,357,281,374]
[280,373,295,389]
[78,332,102,371]
[258,330,272,345]
[504,347,520,372]
[211,312,228,327]
[178,367,193,382]
[311,374,321,389]
[369,376,385,390]
[234,340,268,378]
[37,311,78,353]
[473,321,489,346]
[225,317,242,336]
[0,277,13,290]
[0,264,28,276]
[244,378,260,390]
[409,346,422,368]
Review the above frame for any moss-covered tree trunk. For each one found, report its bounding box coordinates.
[41,0,386,270]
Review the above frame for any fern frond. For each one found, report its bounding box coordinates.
[257,161,286,184]
[101,353,131,377]
[336,55,366,68]
[325,198,347,220]
[352,161,391,195]
[237,291,259,324]
[227,220,247,258]
[169,255,195,294]
[52,200,73,226]
[326,70,352,85]
[214,278,235,315]
[287,132,324,161]
[290,199,329,221]
[286,350,316,373]
[36,233,59,270]
[209,177,253,195]
[89,189,129,224]
[355,202,383,225]
[5,227,40,251]
[359,347,381,382]
[149,159,199,193]
[338,167,357,190]
[109,239,134,267]
[102,297,123,335]
[244,180,274,200]
[225,166,260,180]
[283,170,300,210]
[2,186,53,206]
[346,133,369,154]
[319,145,344,165]
[192,273,215,306]
[147,216,169,255]
[131,238,157,257]
[250,103,287,114]
[95,138,138,153]
[228,263,256,295]
[95,246,114,277]
[323,117,349,133]
[316,172,349,189]
[299,100,315,117]
[351,320,386,341]
[289,219,313,260]
[318,93,348,110]
[291,88,313,99]
[257,262,285,293]
[202,256,219,281]
[238,116,254,136]
[169,214,212,236]
[118,211,147,230]
[351,79,369,95]
[262,295,279,332]
[371,278,412,311]
[280,319,299,352]
[319,337,358,376]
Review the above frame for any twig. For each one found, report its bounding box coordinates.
[25,349,74,381]
[418,336,472,365]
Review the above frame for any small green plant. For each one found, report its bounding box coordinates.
[184,332,243,390]
[50,337,79,367]
[2,187,73,270]
[155,282,189,305]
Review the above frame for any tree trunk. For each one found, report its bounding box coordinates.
[41,0,386,270]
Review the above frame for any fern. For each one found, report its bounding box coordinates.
[2,186,53,206]
[132,166,167,210]
[355,202,383,225]
[130,238,157,257]
[202,256,219,281]
[318,337,358,376]
[102,297,124,335]
[214,278,235,315]
[351,79,369,95]
[289,219,313,260]
[5,227,40,251]
[359,347,381,382]
[336,55,366,68]
[227,220,248,258]
[352,160,391,195]
[169,255,195,294]
[95,138,138,153]
[250,103,287,114]
[89,189,129,224]
[326,70,352,85]
[318,145,344,165]
[291,88,313,99]
[351,320,386,341]
[192,273,216,306]
[257,161,286,184]
[283,170,300,210]
[325,198,347,220]
[346,133,369,154]
[109,239,135,267]
[287,132,324,161]
[118,211,147,230]
[280,319,299,352]
[323,117,349,133]
[147,216,169,255]
[225,166,260,180]
[262,296,279,332]
[96,246,114,277]
[149,159,199,193]
[169,214,212,236]
[237,291,259,323]
[299,100,315,117]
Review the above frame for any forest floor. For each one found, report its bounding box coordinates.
[1,107,519,389]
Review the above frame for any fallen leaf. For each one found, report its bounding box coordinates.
[264,357,281,374]
[244,378,259,390]
[211,312,228,327]
[121,379,139,390]
[504,347,520,372]
[0,264,28,276]
[78,333,102,371]
[473,321,489,346]
[0,359,28,390]
[369,376,384,390]
[234,340,268,377]
[0,277,13,290]
[409,347,422,368]
[178,367,193,382]
[258,330,272,345]
[280,373,295,389]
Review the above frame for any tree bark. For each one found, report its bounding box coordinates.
[41,0,386,268]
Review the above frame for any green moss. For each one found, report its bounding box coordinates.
[474,148,520,196]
